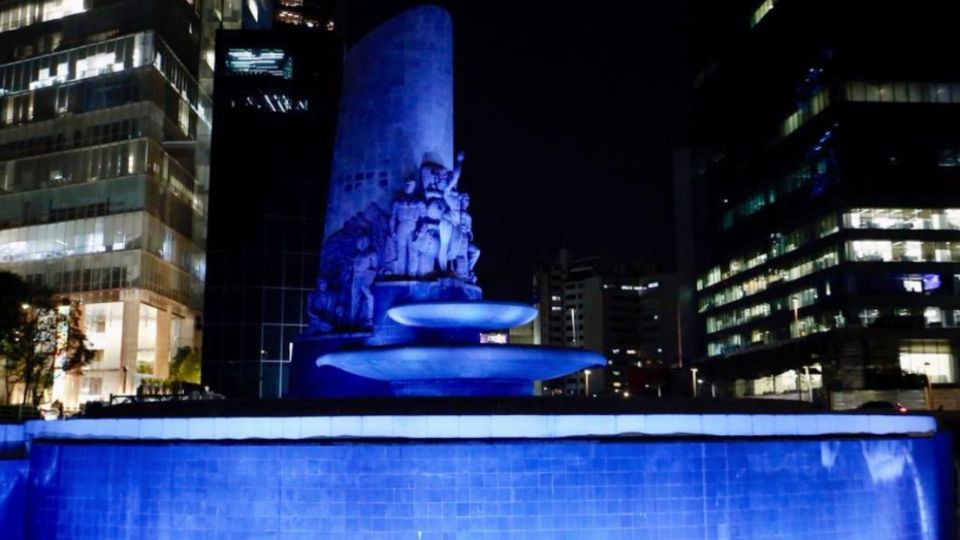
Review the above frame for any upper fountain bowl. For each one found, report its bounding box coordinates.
[386,301,537,330]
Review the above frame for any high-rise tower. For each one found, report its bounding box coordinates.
[0,0,210,408]
[202,27,343,399]
[693,0,960,405]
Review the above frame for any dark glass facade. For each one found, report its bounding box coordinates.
[202,28,342,398]
[692,1,960,398]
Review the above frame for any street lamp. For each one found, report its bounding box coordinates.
[584,369,591,396]
[690,367,699,397]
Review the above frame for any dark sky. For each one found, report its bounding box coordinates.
[452,1,691,300]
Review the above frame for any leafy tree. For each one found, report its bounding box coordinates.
[169,346,201,384]
[0,271,94,405]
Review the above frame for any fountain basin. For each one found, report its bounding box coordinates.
[315,344,603,383]
[386,301,537,330]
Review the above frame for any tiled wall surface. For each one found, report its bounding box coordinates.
[17,437,948,539]
[0,459,26,538]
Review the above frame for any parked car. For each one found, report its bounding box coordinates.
[857,400,908,413]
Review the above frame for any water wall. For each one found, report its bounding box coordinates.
[0,414,953,539]
[0,424,26,538]
[13,437,950,539]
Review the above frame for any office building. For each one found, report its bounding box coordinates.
[274,0,335,29]
[201,27,342,398]
[692,0,960,403]
[534,252,678,396]
[0,0,212,408]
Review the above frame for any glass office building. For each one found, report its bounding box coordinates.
[692,1,960,400]
[534,253,678,397]
[201,27,341,399]
[274,0,335,29]
[0,0,211,409]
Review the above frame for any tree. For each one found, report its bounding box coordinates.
[169,346,201,384]
[0,271,94,406]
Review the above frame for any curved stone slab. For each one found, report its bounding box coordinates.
[315,344,604,381]
[386,302,537,330]
[324,6,453,238]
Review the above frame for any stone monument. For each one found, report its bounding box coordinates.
[290,6,603,397]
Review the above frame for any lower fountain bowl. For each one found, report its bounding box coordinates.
[315,344,605,396]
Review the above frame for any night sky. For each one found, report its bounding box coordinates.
[453,1,691,300]
[343,1,692,301]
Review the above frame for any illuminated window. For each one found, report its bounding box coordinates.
[0,32,210,129]
[924,307,944,326]
[903,278,923,293]
[276,9,302,25]
[479,332,508,345]
[750,0,776,27]
[847,240,960,263]
[899,340,955,383]
[780,89,829,138]
[844,208,960,231]
[722,164,817,230]
[0,0,86,34]
[844,81,960,105]
[848,240,893,262]
[859,309,880,327]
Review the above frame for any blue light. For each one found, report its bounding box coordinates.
[3,434,949,539]
[386,301,537,330]
[316,344,604,384]
[923,273,942,291]
[16,414,939,441]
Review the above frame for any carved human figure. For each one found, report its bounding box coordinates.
[450,193,480,281]
[423,151,464,201]
[412,218,440,276]
[391,177,426,276]
[436,151,465,271]
[350,236,378,325]
[421,162,445,201]
[306,278,335,332]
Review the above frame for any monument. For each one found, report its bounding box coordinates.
[290,6,604,397]
[0,8,951,539]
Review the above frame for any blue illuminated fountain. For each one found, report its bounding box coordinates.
[290,6,604,397]
[0,7,952,539]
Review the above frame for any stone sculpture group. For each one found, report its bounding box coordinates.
[308,153,480,331]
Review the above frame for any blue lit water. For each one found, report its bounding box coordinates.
[2,435,951,539]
